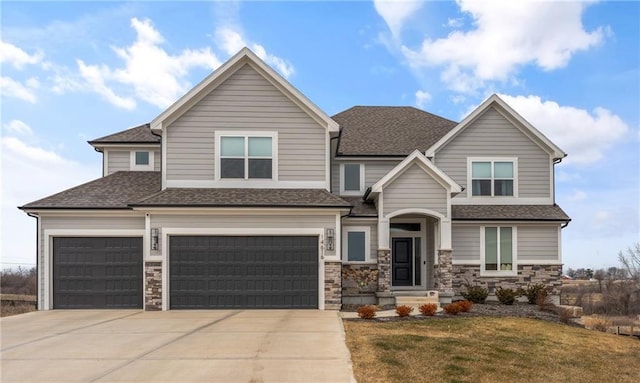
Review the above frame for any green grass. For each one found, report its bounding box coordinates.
[343,317,640,383]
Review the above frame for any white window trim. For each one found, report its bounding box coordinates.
[342,226,372,263]
[214,131,278,181]
[467,157,518,198]
[480,226,518,277]
[130,150,154,171]
[339,163,365,195]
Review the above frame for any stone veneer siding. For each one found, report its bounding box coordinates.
[144,261,162,311]
[377,249,391,292]
[324,261,342,310]
[452,264,563,297]
[341,264,379,295]
[435,249,453,292]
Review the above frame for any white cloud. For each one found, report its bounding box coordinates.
[373,0,423,39]
[214,27,295,78]
[3,120,33,136]
[77,60,136,110]
[499,94,629,165]
[73,17,221,110]
[1,135,97,268]
[0,40,43,69]
[568,190,587,201]
[414,90,431,109]
[445,17,463,28]
[395,0,604,93]
[0,76,38,103]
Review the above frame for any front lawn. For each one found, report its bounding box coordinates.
[343,317,640,383]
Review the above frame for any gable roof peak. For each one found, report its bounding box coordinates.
[150,47,338,133]
[425,94,567,159]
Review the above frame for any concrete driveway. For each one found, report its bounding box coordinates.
[1,310,356,383]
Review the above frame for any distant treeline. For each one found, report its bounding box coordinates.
[0,267,36,296]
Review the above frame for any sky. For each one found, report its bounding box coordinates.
[1,1,638,272]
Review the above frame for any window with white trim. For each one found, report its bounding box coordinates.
[219,135,274,179]
[482,226,516,275]
[343,226,371,262]
[470,159,515,196]
[340,163,365,195]
[130,150,154,170]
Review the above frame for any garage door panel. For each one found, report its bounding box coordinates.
[170,236,318,309]
[53,237,143,309]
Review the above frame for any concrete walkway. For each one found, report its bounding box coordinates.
[1,310,356,383]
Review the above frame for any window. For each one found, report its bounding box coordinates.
[219,135,274,179]
[343,227,371,262]
[340,163,364,195]
[470,159,516,196]
[482,226,516,275]
[135,151,149,165]
[130,150,154,170]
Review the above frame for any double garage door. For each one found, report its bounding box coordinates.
[170,236,319,309]
[53,236,318,309]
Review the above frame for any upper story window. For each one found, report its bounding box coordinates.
[469,158,517,197]
[130,150,154,171]
[481,226,516,276]
[340,163,365,195]
[218,133,276,180]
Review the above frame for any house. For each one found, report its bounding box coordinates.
[20,48,570,311]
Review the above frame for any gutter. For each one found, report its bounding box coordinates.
[26,212,39,310]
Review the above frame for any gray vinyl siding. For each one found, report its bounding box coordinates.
[383,164,448,217]
[41,216,145,230]
[166,64,326,182]
[343,219,378,260]
[452,224,481,263]
[150,213,336,256]
[107,151,130,175]
[518,225,560,262]
[331,160,400,196]
[435,107,551,198]
[154,150,161,172]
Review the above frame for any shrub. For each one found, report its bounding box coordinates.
[461,284,489,304]
[357,305,377,319]
[443,303,462,315]
[495,287,519,305]
[419,303,438,316]
[584,316,611,332]
[519,283,551,305]
[456,300,473,312]
[395,305,414,317]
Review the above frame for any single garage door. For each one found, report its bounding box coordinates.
[53,237,143,309]
[170,236,318,309]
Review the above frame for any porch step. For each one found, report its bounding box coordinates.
[395,291,440,312]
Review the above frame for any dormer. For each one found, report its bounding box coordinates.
[89,123,161,176]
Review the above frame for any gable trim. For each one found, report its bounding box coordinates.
[369,150,462,196]
[425,94,566,160]
[150,47,339,133]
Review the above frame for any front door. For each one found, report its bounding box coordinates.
[392,237,413,286]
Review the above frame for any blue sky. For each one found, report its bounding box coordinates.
[1,1,638,271]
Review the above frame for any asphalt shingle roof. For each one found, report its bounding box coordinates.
[341,196,377,216]
[131,188,352,208]
[452,205,570,222]
[88,123,160,144]
[20,171,161,209]
[332,106,458,156]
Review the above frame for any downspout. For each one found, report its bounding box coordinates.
[26,212,39,310]
[151,128,163,178]
[329,135,340,193]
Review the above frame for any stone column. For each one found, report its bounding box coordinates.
[144,262,162,311]
[324,261,342,310]
[375,249,395,308]
[376,249,391,292]
[436,249,453,292]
